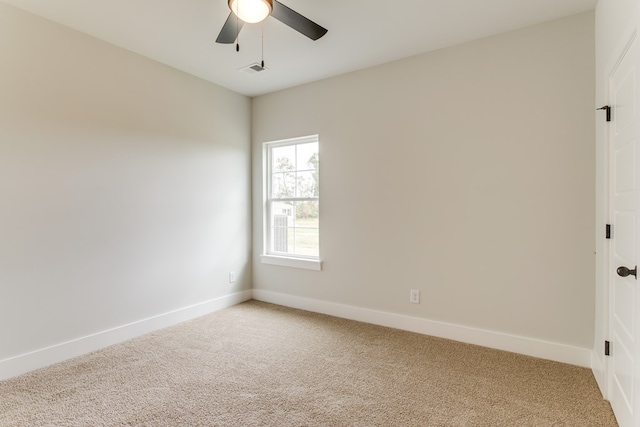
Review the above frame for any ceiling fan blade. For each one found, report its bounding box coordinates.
[271,1,328,41]
[216,12,244,44]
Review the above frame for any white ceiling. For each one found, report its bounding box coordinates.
[2,0,597,97]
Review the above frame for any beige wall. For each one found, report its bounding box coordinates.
[252,12,595,349]
[0,3,251,361]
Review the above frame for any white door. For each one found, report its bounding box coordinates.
[609,31,640,427]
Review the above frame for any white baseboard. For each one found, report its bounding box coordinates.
[252,290,592,368]
[0,290,252,381]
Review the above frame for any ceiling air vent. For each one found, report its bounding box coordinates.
[239,63,267,75]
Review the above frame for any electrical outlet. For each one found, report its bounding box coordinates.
[410,289,420,304]
[229,272,236,284]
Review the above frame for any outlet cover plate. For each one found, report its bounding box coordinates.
[410,289,420,304]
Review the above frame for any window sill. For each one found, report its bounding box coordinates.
[261,255,322,271]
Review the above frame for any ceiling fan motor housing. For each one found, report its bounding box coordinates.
[216,0,328,44]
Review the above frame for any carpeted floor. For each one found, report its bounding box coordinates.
[0,301,617,426]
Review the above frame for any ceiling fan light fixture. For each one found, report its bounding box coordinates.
[228,0,273,24]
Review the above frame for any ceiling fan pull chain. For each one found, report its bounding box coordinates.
[261,24,265,68]
[236,0,240,51]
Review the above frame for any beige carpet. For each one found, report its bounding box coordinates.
[0,301,617,426]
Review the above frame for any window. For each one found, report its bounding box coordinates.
[263,135,320,270]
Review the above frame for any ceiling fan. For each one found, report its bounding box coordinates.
[215,0,328,44]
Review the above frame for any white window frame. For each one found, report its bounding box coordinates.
[261,135,321,271]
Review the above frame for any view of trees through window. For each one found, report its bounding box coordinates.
[269,140,319,257]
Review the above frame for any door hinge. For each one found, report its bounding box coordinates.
[606,224,612,239]
[605,340,611,356]
[597,105,612,122]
